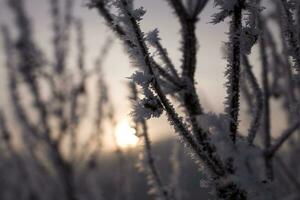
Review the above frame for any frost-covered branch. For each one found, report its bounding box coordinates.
[152,61,183,90]
[130,82,174,200]
[146,29,180,81]
[192,0,209,18]
[94,0,227,178]
[217,0,244,143]
[167,0,212,160]
[87,0,300,199]
[279,0,300,74]
[90,0,180,92]
[166,0,188,23]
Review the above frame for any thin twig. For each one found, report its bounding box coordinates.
[267,121,300,157]
[242,56,263,144]
[259,17,273,180]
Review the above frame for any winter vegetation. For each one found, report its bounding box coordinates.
[0,0,300,199]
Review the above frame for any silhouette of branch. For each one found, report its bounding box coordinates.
[242,56,263,144]
[267,122,300,158]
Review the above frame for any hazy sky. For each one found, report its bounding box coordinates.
[0,0,284,149]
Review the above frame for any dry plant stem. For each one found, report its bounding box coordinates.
[47,141,77,200]
[242,56,263,145]
[92,1,179,91]
[50,0,62,72]
[0,111,11,147]
[77,40,112,163]
[166,0,188,23]
[51,0,73,73]
[264,27,282,96]
[99,0,238,184]
[75,19,85,71]
[95,1,224,175]
[227,1,243,143]
[21,66,77,200]
[131,83,173,200]
[0,112,39,199]
[264,25,296,94]
[93,0,225,177]
[273,4,300,135]
[119,0,226,177]
[259,21,273,180]
[153,40,180,80]
[166,1,224,174]
[273,5,300,135]
[240,80,254,112]
[280,0,300,74]
[94,0,251,198]
[95,2,179,95]
[1,26,40,139]
[167,0,206,140]
[8,0,52,141]
[5,60,51,200]
[181,18,197,80]
[50,0,74,141]
[92,0,133,48]
[152,62,182,89]
[2,27,49,195]
[141,119,173,200]
[51,9,78,200]
[192,0,208,18]
[9,1,77,199]
[267,121,300,157]
[69,19,86,162]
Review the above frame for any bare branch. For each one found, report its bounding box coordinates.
[242,56,263,144]
[130,82,174,200]
[110,0,226,177]
[259,17,273,180]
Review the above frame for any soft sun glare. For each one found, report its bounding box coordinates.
[115,120,139,148]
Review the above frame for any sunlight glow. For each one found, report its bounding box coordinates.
[115,120,139,148]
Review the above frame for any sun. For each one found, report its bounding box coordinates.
[115,120,139,148]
